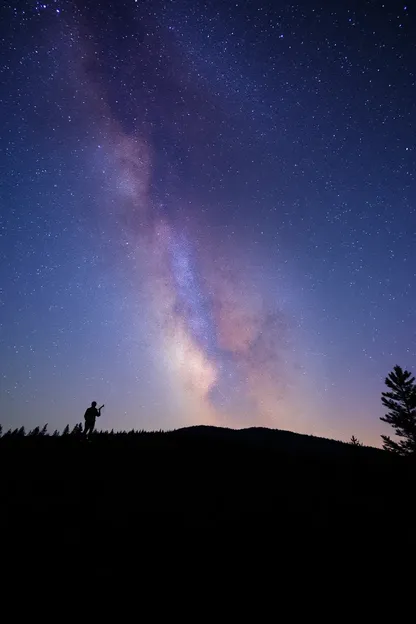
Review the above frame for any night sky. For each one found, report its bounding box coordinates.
[1,0,414,445]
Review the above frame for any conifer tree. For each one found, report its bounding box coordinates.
[380,365,416,455]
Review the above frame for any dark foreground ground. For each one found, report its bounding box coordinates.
[1,425,415,579]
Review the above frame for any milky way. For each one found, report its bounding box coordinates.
[93,87,305,432]
[1,1,415,445]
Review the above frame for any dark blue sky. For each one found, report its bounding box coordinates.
[1,0,414,445]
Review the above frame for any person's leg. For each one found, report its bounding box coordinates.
[84,421,91,436]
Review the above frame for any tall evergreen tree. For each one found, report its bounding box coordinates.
[380,365,416,455]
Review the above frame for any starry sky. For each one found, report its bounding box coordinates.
[1,0,415,445]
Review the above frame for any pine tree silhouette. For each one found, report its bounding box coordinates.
[350,435,362,446]
[380,365,416,455]
[71,423,83,436]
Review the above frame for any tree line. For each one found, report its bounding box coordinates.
[0,364,415,453]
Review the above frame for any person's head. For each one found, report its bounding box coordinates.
[91,401,97,407]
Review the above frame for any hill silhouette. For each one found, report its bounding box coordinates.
[171,424,381,456]
[1,423,415,577]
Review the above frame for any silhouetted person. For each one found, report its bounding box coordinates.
[83,401,104,436]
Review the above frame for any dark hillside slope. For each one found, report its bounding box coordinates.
[1,425,415,565]
[171,424,383,457]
